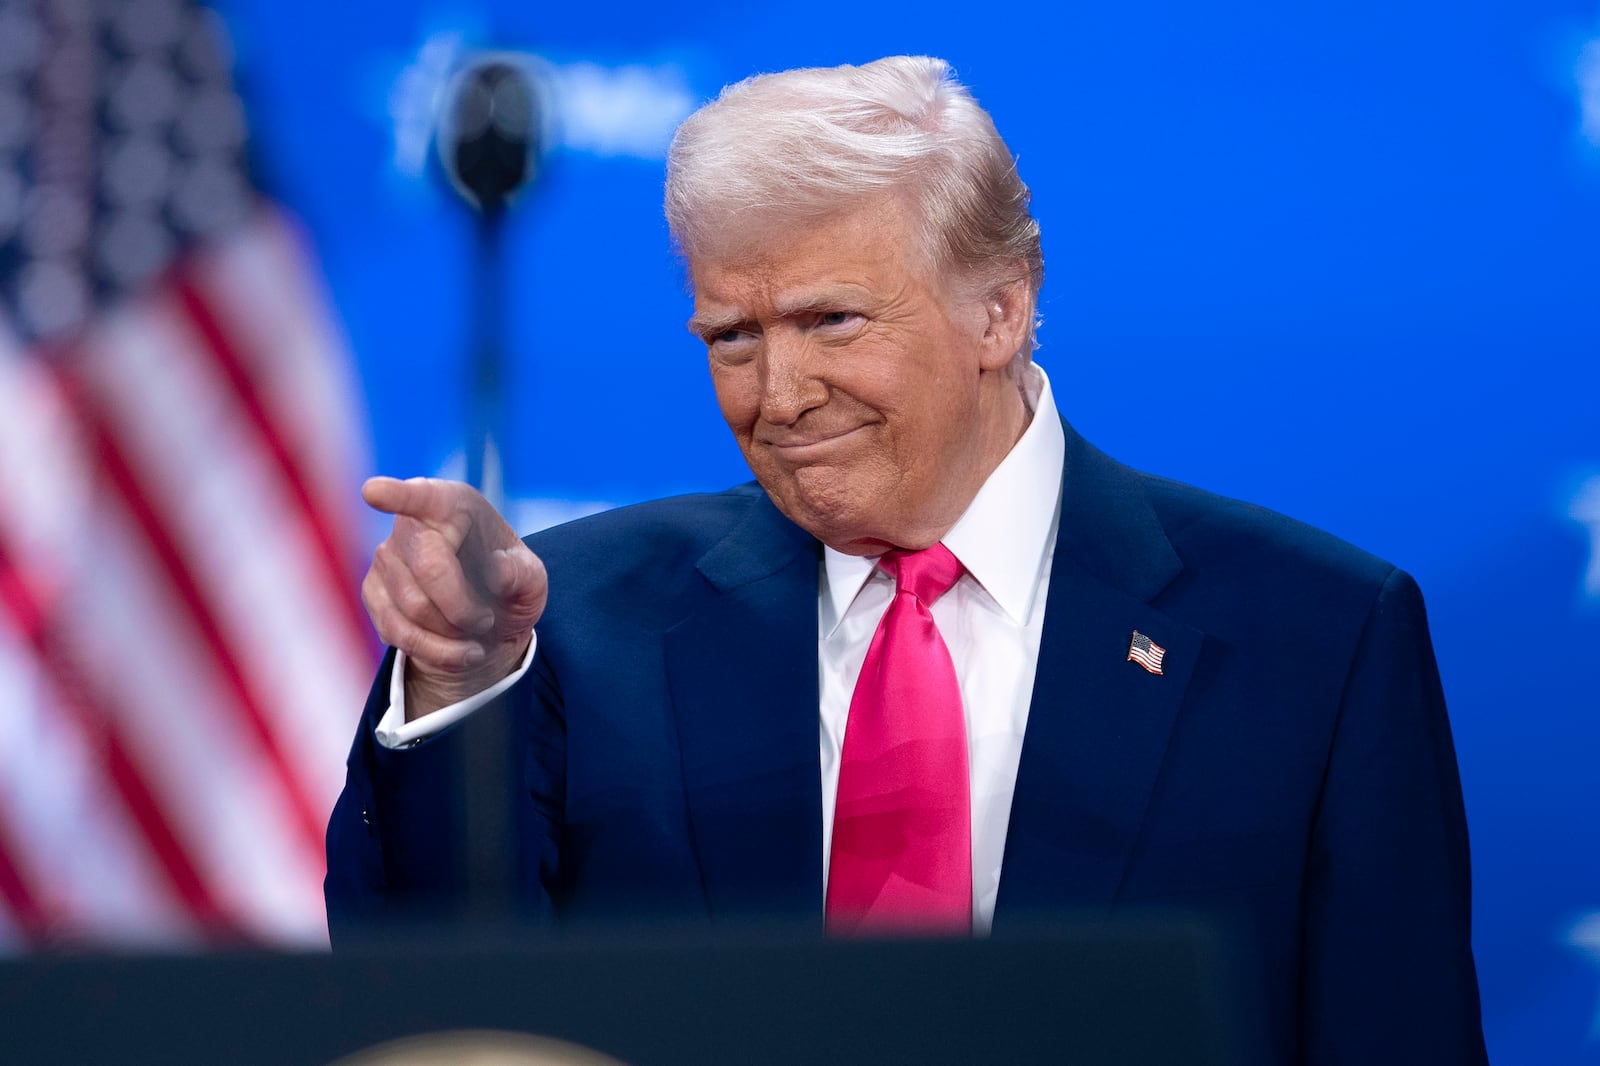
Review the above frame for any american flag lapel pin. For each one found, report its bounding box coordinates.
[1127,630,1166,675]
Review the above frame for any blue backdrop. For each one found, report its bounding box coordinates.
[217,1,1600,1060]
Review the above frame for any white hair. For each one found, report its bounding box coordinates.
[664,56,1044,325]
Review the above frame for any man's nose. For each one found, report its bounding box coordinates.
[758,332,827,426]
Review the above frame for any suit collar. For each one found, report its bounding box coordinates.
[693,485,817,592]
[1053,420,1185,605]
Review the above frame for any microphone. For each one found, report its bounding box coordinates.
[438,55,544,212]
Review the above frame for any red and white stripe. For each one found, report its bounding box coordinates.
[0,210,373,950]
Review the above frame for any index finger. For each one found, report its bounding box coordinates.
[362,476,468,525]
[363,475,525,558]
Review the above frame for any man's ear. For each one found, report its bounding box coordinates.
[977,270,1034,372]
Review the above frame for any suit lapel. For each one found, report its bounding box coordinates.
[664,492,824,924]
[996,424,1205,922]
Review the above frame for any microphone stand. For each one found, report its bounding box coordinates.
[440,57,540,928]
[464,199,513,925]
[465,203,505,502]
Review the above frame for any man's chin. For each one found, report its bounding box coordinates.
[755,478,878,553]
[765,483,956,555]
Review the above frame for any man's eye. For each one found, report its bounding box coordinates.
[818,311,858,328]
[706,327,755,348]
[705,327,758,365]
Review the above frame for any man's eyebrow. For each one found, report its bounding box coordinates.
[772,286,869,318]
[686,285,872,336]
[685,309,744,336]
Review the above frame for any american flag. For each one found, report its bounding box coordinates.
[1127,630,1166,675]
[0,0,371,949]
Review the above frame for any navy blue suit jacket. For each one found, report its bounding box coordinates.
[326,423,1486,1064]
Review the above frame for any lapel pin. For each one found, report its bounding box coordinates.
[1128,630,1166,675]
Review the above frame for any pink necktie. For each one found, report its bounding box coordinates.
[826,543,972,936]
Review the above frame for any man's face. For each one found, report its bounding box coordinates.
[688,195,1030,555]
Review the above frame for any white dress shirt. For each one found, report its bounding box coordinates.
[375,365,1067,934]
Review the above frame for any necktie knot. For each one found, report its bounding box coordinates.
[881,543,964,607]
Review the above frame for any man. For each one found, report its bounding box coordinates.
[326,56,1486,1062]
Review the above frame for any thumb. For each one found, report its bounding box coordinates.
[486,544,548,617]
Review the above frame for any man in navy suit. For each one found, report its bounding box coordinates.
[326,56,1486,1063]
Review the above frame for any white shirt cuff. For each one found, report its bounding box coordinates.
[372,633,539,749]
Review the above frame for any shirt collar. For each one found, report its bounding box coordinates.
[820,362,1066,635]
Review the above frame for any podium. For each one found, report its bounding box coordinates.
[0,917,1262,1065]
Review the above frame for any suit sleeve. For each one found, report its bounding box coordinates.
[323,647,567,945]
[1300,568,1487,1064]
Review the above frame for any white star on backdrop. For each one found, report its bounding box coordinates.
[1571,476,1600,603]
[1581,34,1600,148]
[1569,912,1600,1040]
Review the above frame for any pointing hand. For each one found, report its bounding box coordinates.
[360,477,547,720]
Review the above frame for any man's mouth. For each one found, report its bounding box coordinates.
[762,425,867,458]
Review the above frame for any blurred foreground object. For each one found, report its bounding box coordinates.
[0,0,369,949]
[331,1030,628,1066]
[0,919,1252,1065]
